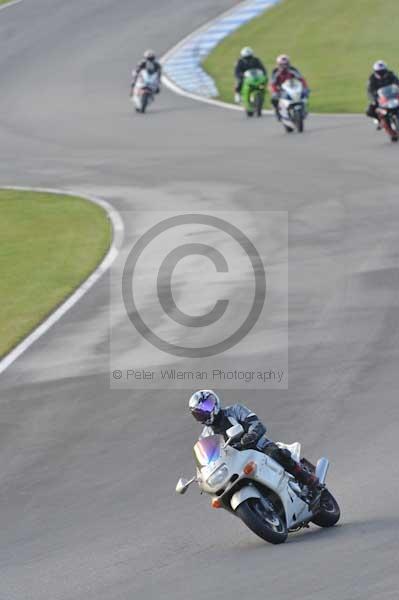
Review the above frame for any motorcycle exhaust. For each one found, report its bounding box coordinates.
[315,457,329,485]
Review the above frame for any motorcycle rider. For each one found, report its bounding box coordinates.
[366,60,399,125]
[234,47,267,104]
[130,49,162,97]
[269,54,309,120]
[189,390,321,503]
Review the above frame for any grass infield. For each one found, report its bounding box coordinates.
[203,0,399,113]
[0,190,112,358]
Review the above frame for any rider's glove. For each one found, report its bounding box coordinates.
[240,431,259,449]
[234,92,241,104]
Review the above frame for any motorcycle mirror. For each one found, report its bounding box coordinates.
[226,423,244,440]
[175,477,195,494]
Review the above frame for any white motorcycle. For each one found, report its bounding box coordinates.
[278,78,308,133]
[131,68,159,114]
[176,424,340,545]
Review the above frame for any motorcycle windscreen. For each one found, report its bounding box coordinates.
[194,435,222,467]
[244,68,264,79]
[281,79,303,99]
[378,84,399,103]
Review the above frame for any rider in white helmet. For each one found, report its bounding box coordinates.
[366,60,399,122]
[130,49,162,96]
[189,390,321,503]
[234,47,267,104]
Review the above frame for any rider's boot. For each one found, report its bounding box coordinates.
[293,464,322,507]
[271,97,281,121]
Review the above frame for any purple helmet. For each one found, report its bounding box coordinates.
[189,390,221,425]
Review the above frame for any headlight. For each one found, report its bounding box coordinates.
[207,464,229,487]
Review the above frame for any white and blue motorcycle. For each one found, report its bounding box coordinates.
[131,68,159,114]
[176,424,340,545]
[278,78,309,133]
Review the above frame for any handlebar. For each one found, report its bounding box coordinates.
[222,434,243,450]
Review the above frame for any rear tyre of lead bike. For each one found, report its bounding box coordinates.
[236,497,288,544]
[311,489,341,527]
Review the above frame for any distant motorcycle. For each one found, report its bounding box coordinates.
[376,84,399,142]
[278,78,308,133]
[131,68,159,114]
[176,423,340,545]
[241,69,267,117]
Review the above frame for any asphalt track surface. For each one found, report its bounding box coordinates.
[1,1,399,599]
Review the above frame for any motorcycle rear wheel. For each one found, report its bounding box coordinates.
[236,497,288,544]
[311,489,340,527]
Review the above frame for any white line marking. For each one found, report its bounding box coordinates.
[161,0,278,110]
[162,74,244,111]
[0,187,124,375]
[0,0,24,12]
[161,0,359,117]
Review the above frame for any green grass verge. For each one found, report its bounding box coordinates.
[203,0,399,113]
[0,190,112,358]
[0,0,16,5]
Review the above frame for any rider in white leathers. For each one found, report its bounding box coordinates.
[130,49,162,97]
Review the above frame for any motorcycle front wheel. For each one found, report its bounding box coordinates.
[140,93,150,114]
[311,489,340,528]
[236,497,288,544]
[293,109,304,132]
[254,91,263,117]
[390,113,399,141]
